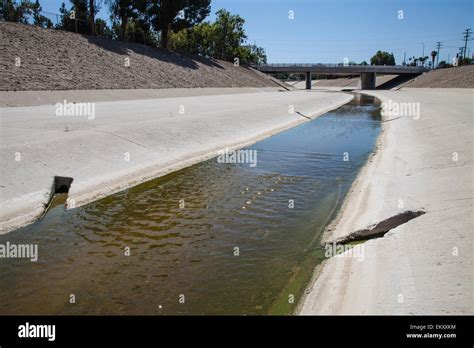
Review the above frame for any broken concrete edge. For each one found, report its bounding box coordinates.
[298,89,473,315]
[320,92,385,244]
[317,93,426,246]
[327,210,426,245]
[0,93,354,234]
[295,210,427,315]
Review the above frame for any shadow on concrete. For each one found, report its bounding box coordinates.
[376,74,419,90]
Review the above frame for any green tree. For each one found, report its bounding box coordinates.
[431,50,437,68]
[412,56,425,67]
[212,9,246,61]
[122,17,157,45]
[57,2,71,29]
[2,0,35,23]
[370,51,395,66]
[32,0,53,28]
[57,0,89,34]
[420,56,428,67]
[95,18,113,38]
[106,0,147,40]
[148,0,211,49]
[169,22,215,56]
[169,9,266,65]
[437,60,452,68]
[239,44,267,65]
[459,57,472,65]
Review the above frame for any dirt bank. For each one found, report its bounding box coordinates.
[0,22,277,91]
[404,65,474,88]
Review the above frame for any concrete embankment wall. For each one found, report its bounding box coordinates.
[0,90,352,233]
[300,88,473,315]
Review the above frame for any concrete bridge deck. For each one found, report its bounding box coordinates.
[251,64,428,89]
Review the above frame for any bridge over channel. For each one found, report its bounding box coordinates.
[251,64,428,90]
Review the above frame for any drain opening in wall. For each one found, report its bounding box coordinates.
[54,176,73,193]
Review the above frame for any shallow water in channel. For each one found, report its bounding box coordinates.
[0,94,380,315]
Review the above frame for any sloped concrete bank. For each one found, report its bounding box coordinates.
[0,87,283,107]
[0,90,352,233]
[299,88,473,314]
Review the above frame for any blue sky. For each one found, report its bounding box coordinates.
[40,0,474,64]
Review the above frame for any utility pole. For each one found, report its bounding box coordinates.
[421,42,425,66]
[435,41,442,68]
[462,28,471,61]
[459,47,466,61]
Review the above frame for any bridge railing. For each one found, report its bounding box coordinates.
[250,63,429,72]
[251,63,414,68]
[251,63,343,68]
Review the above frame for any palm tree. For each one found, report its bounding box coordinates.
[431,51,437,69]
[422,56,429,67]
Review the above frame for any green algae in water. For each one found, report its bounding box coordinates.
[0,95,381,315]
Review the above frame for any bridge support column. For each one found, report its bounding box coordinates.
[305,71,312,89]
[360,72,376,90]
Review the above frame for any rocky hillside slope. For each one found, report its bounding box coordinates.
[404,65,474,88]
[0,22,277,91]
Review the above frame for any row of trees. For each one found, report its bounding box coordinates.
[406,55,429,67]
[1,0,54,27]
[1,0,267,65]
[369,51,395,66]
[169,9,266,63]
